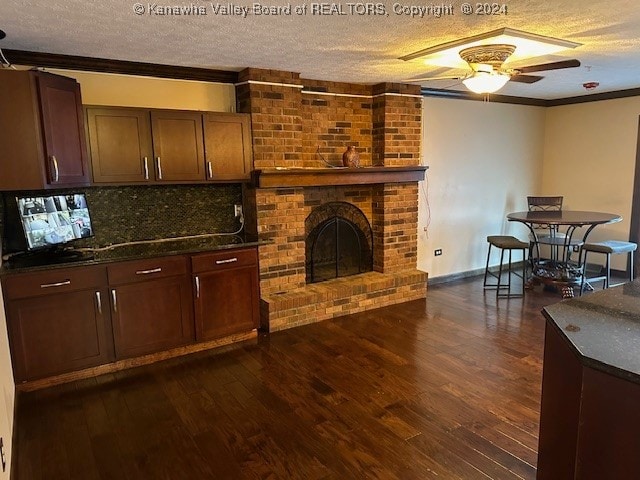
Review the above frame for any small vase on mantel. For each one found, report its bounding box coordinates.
[342,146,360,168]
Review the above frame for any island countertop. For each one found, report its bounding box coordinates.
[542,279,640,384]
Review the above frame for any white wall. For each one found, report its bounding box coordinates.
[543,97,640,270]
[418,97,546,279]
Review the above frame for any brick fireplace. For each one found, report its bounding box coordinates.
[237,69,428,331]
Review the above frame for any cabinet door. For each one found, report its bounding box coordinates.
[193,249,260,341]
[37,72,90,186]
[87,107,153,183]
[110,275,194,358]
[203,113,253,181]
[150,111,205,182]
[6,288,113,382]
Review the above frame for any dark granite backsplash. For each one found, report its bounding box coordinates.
[1,184,242,252]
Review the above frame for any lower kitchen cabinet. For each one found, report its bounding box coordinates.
[1,246,259,383]
[108,256,194,359]
[192,247,260,341]
[2,265,114,382]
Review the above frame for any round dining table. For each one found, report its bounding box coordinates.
[507,210,622,298]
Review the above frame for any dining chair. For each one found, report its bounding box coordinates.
[483,235,528,298]
[527,195,565,243]
[526,196,583,265]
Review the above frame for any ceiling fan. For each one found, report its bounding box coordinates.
[406,44,580,94]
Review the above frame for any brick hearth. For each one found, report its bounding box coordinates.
[237,69,427,331]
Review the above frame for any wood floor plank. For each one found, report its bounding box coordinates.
[14,276,558,479]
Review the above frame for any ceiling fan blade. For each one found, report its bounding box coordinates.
[510,74,544,84]
[405,74,465,83]
[516,59,581,74]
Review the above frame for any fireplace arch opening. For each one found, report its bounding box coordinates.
[305,202,373,283]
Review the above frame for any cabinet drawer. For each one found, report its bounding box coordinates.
[107,256,188,285]
[192,248,257,273]
[2,265,107,300]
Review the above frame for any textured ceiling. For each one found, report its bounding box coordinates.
[0,0,639,99]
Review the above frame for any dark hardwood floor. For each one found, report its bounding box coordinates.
[14,276,561,479]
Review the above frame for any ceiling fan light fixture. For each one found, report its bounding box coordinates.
[462,71,510,94]
[401,27,581,68]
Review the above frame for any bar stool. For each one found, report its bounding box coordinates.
[580,240,637,293]
[483,235,528,298]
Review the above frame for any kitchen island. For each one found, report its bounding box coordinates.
[537,280,640,478]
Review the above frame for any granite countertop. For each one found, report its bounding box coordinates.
[543,280,640,384]
[1,234,263,275]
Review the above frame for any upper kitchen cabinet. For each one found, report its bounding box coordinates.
[87,107,153,183]
[0,70,90,190]
[203,113,253,181]
[86,107,253,185]
[150,110,205,182]
[87,107,204,183]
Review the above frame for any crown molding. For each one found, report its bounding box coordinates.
[422,86,640,107]
[3,49,639,106]
[420,87,548,106]
[546,87,640,106]
[1,49,239,84]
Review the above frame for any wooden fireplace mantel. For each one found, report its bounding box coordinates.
[252,165,428,188]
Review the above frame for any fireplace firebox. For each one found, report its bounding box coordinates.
[305,202,373,283]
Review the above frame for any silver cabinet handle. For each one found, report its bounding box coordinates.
[51,155,59,182]
[195,276,200,298]
[215,257,238,265]
[40,279,71,289]
[156,156,162,180]
[111,289,117,313]
[135,267,162,275]
[143,157,149,180]
[207,161,213,179]
[95,291,102,315]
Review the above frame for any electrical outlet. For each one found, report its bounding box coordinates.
[234,204,243,218]
[434,249,443,256]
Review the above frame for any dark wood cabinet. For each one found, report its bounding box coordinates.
[192,248,260,341]
[203,113,253,181]
[107,256,194,358]
[2,266,113,382]
[150,110,205,182]
[0,70,90,190]
[86,107,153,183]
[1,247,259,384]
[537,321,640,479]
[85,107,253,184]
[87,107,204,184]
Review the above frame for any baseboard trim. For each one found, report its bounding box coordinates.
[428,263,631,287]
[428,261,528,285]
[16,331,258,392]
[428,267,485,285]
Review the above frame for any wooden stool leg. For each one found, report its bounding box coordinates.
[605,253,611,289]
[630,250,635,282]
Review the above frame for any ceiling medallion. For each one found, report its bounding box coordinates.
[459,44,516,68]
